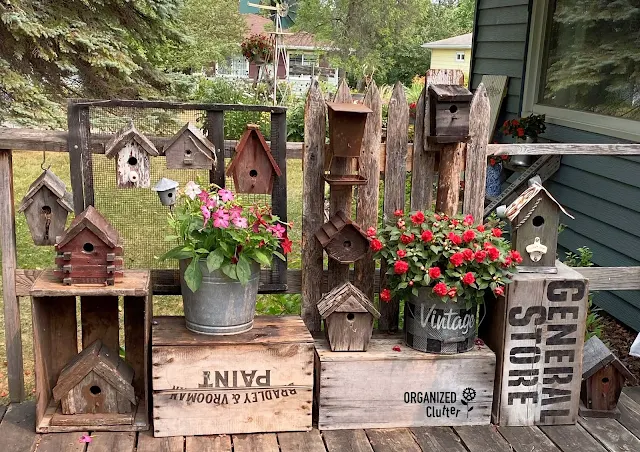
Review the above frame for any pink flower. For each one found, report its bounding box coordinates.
[392,345,401,352]
[79,435,92,443]
[213,209,230,228]
[200,205,211,225]
[218,189,234,202]
[268,223,286,239]
[229,205,243,219]
[232,216,248,228]
[205,195,218,209]
[197,191,209,202]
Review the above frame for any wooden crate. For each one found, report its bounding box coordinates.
[315,336,496,430]
[30,270,151,433]
[152,316,314,437]
[482,262,589,426]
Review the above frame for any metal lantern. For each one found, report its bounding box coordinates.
[153,178,179,206]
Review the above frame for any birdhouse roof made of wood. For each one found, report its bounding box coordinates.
[52,339,136,404]
[315,210,370,249]
[104,122,159,158]
[317,282,380,319]
[428,84,473,102]
[326,102,373,115]
[506,182,574,222]
[18,169,74,213]
[226,125,282,177]
[582,336,636,383]
[56,205,121,249]
[163,122,216,162]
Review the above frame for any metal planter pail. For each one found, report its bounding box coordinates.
[404,288,476,354]
[179,259,260,335]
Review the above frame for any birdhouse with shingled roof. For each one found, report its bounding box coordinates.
[426,84,473,143]
[104,121,159,188]
[163,122,216,170]
[226,124,281,194]
[315,210,370,264]
[52,340,137,416]
[54,205,123,285]
[18,169,74,246]
[318,282,380,351]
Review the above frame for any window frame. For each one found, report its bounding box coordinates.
[522,0,640,142]
[456,52,465,62]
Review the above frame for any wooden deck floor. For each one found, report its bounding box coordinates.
[3,388,640,451]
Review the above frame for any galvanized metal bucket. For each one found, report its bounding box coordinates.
[179,259,260,335]
[404,288,476,354]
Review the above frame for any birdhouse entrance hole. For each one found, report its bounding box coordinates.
[41,205,52,215]
[167,192,173,198]
[249,169,258,178]
[602,377,610,384]
[532,215,545,227]
[127,156,138,166]
[83,242,95,253]
[343,240,352,249]
[449,105,458,113]
[90,385,102,395]
[185,149,192,156]
[347,313,355,321]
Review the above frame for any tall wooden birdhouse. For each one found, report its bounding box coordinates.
[104,121,159,188]
[318,282,380,351]
[427,84,473,143]
[505,180,574,272]
[580,336,636,418]
[18,169,73,246]
[315,210,370,263]
[163,122,216,170]
[226,124,282,194]
[52,340,136,416]
[54,205,123,285]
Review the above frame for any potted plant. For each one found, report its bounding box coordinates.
[241,34,274,65]
[370,211,520,354]
[161,181,292,335]
[486,153,509,197]
[501,114,546,167]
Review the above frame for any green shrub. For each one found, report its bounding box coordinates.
[563,247,603,340]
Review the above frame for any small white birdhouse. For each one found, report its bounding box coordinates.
[105,121,159,188]
[152,178,179,206]
[163,122,216,170]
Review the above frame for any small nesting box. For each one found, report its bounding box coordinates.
[315,210,370,263]
[54,205,123,285]
[505,180,574,273]
[427,84,473,143]
[326,102,372,158]
[52,340,136,415]
[18,169,74,246]
[226,124,282,194]
[163,122,216,169]
[580,336,636,418]
[105,121,159,188]
[152,178,179,206]
[318,282,380,351]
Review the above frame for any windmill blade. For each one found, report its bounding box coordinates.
[247,2,278,10]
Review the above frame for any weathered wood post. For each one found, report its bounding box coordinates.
[410,87,436,212]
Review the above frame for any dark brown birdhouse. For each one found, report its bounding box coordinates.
[226,124,282,194]
[580,336,636,419]
[52,340,136,415]
[327,102,372,158]
[105,121,159,188]
[54,206,123,285]
[427,84,473,143]
[318,282,380,351]
[163,122,216,169]
[506,180,574,273]
[315,210,370,263]
[18,169,73,246]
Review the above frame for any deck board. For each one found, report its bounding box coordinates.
[498,426,561,452]
[454,425,512,452]
[411,427,467,451]
[278,430,326,452]
[185,435,231,452]
[137,430,183,452]
[578,417,640,452]
[323,429,374,452]
[618,392,640,438]
[366,428,421,452]
[540,424,608,452]
[85,432,135,452]
[0,401,39,452]
[232,433,279,452]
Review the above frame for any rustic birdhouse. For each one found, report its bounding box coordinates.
[427,84,473,143]
[326,102,372,158]
[152,178,179,206]
[505,179,574,272]
[54,205,123,285]
[318,282,380,351]
[104,121,159,188]
[315,210,370,263]
[52,340,136,415]
[580,336,636,418]
[226,124,282,194]
[18,169,74,246]
[163,122,216,169]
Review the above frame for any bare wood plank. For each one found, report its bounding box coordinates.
[540,424,608,452]
[323,429,374,452]
[30,270,150,297]
[488,143,640,156]
[463,83,490,221]
[498,426,561,452]
[278,430,326,452]
[270,110,288,288]
[379,82,409,332]
[435,143,464,216]
[354,81,382,301]
[67,104,85,212]
[232,433,279,452]
[0,149,24,402]
[301,83,326,332]
[0,405,6,422]
[186,435,232,452]
[81,296,119,351]
[69,99,287,113]
[137,430,183,452]
[572,267,640,291]
[454,426,512,452]
[365,428,421,452]
[35,431,88,452]
[85,432,135,452]
[618,391,640,438]
[77,106,93,208]
[410,87,435,212]
[124,295,149,403]
[410,427,467,452]
[480,75,509,140]
[578,417,640,452]
[0,401,39,452]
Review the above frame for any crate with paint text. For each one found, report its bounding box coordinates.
[314,336,495,430]
[481,262,588,426]
[151,316,314,437]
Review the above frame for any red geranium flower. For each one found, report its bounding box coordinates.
[411,211,425,225]
[394,209,404,217]
[494,286,505,296]
[462,272,476,285]
[474,250,487,262]
[380,288,392,302]
[370,238,383,252]
[488,246,500,261]
[476,224,485,232]
[492,228,503,238]
[421,230,433,242]
[400,233,415,245]
[517,127,525,137]
[397,249,406,258]
[462,248,474,261]
[281,236,293,255]
[366,227,377,237]
[489,158,497,166]
[394,260,409,275]
[450,252,464,267]
[428,267,441,279]
[503,256,513,267]
[448,232,462,245]
[510,250,524,264]
[448,287,458,298]
[463,214,474,226]
[462,230,476,242]
[433,282,448,296]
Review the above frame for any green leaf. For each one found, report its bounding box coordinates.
[159,245,194,261]
[206,248,225,272]
[398,282,408,290]
[237,255,251,285]
[273,250,286,261]
[184,258,202,293]
[221,263,237,280]
[253,250,272,266]
[411,287,419,297]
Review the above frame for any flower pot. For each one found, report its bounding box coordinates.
[510,137,535,167]
[179,259,261,335]
[404,288,476,354]
[485,162,503,197]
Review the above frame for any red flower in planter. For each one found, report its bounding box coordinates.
[450,252,464,267]
[462,272,476,285]
[380,288,392,302]
[494,286,505,296]
[462,248,474,262]
[462,229,476,242]
[421,230,433,242]
[474,250,487,263]
[400,233,415,244]
[487,246,500,261]
[433,282,448,296]
[476,224,486,232]
[370,238,383,252]
[428,267,441,279]
[394,209,404,217]
[492,228,503,238]
[448,232,462,245]
[510,250,524,264]
[397,249,407,258]
[394,260,409,275]
[411,211,425,225]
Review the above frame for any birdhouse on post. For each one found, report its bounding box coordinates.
[426,84,473,143]
[580,336,636,419]
[505,179,574,273]
[52,340,136,416]
[54,206,123,285]
[18,169,74,246]
[315,210,370,264]
[324,102,372,186]
[318,282,380,351]
[226,124,281,194]
[104,121,159,188]
[163,122,216,170]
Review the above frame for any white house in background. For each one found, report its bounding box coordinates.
[422,32,473,85]
[216,14,339,94]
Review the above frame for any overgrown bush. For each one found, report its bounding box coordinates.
[564,247,603,340]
